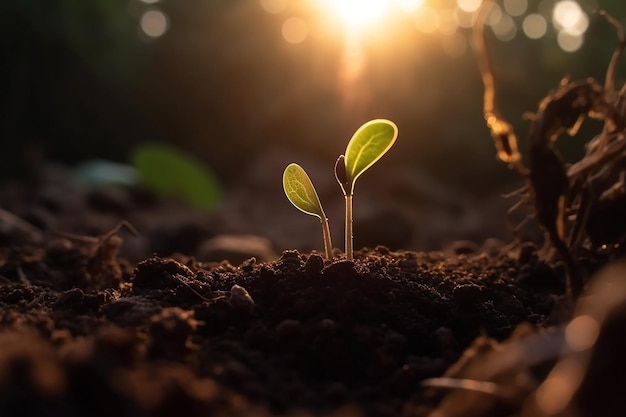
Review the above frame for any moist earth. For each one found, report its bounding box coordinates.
[0,176,625,417]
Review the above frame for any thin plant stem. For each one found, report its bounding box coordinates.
[345,194,353,260]
[320,216,333,260]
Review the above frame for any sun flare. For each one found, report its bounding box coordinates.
[315,0,398,31]
[310,0,425,84]
[307,0,432,40]
[335,0,390,27]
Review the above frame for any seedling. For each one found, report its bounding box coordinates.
[283,163,333,259]
[283,120,398,260]
[335,119,398,260]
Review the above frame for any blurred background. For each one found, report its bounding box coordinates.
[1,0,626,257]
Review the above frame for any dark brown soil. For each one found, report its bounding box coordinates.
[1,177,625,417]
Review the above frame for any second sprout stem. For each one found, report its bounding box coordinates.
[345,194,353,260]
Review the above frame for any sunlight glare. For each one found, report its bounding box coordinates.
[415,6,439,33]
[312,0,428,83]
[319,0,392,29]
[437,9,458,35]
[398,0,425,12]
[341,34,366,81]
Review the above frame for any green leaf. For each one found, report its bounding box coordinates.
[344,119,398,194]
[131,144,221,211]
[283,163,326,219]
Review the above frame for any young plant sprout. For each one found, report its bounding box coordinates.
[283,163,333,259]
[335,119,398,260]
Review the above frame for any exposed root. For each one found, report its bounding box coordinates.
[473,4,626,299]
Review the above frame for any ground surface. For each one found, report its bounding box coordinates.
[0,173,625,417]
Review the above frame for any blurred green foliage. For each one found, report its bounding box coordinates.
[131,144,221,211]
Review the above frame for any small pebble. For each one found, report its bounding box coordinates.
[240,257,256,272]
[229,284,255,312]
[452,282,484,305]
[304,254,324,275]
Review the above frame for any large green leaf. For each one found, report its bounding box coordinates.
[283,163,325,218]
[344,119,398,194]
[131,144,221,211]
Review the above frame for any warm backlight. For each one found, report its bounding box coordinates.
[313,0,425,32]
[319,0,392,29]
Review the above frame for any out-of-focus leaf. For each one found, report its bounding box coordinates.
[131,144,221,211]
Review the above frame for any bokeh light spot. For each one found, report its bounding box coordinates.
[564,11,588,36]
[486,3,503,26]
[492,13,516,41]
[503,0,528,17]
[536,373,573,415]
[454,8,477,29]
[260,0,287,14]
[565,315,600,352]
[523,13,547,39]
[553,1,586,31]
[282,17,308,44]
[557,30,584,52]
[415,6,439,33]
[457,0,482,13]
[140,9,169,38]
[139,0,159,3]
[437,9,459,35]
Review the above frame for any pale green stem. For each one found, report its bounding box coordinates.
[345,194,353,260]
[320,216,333,260]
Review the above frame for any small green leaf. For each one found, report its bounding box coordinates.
[283,163,325,219]
[344,119,398,194]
